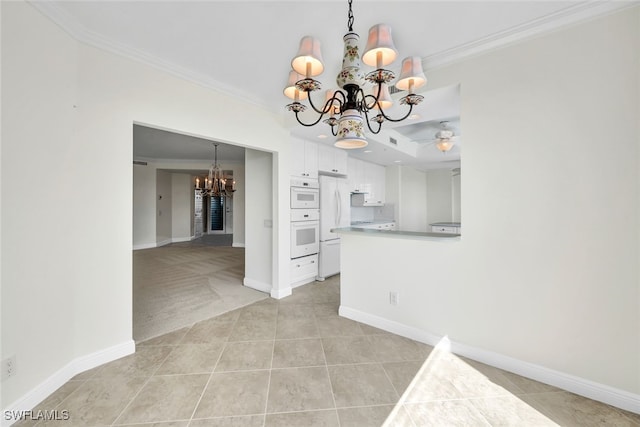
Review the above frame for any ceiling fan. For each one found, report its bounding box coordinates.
[416,121,459,152]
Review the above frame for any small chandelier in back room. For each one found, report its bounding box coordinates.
[195,143,235,197]
[284,0,427,149]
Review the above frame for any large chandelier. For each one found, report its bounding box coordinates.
[284,0,427,149]
[195,143,235,197]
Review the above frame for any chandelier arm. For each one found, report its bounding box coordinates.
[293,110,331,127]
[362,109,383,134]
[306,92,345,116]
[306,92,329,115]
[377,102,416,123]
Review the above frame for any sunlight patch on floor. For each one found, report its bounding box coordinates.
[383,336,559,426]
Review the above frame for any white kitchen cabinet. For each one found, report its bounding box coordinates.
[290,253,318,287]
[348,159,386,206]
[348,157,365,192]
[291,140,318,178]
[365,162,385,205]
[318,143,348,176]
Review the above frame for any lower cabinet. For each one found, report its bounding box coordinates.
[290,254,318,288]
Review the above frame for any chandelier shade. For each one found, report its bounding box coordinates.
[291,36,324,77]
[396,56,427,92]
[371,83,392,110]
[284,70,309,101]
[362,24,398,68]
[284,0,426,149]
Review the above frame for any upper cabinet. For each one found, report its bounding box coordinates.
[365,162,385,206]
[348,158,386,206]
[318,144,348,176]
[291,139,318,178]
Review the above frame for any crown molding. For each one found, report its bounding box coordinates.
[423,1,640,70]
[27,1,270,111]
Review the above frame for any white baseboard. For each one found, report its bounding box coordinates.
[339,305,640,415]
[232,243,245,248]
[132,242,156,250]
[271,286,292,299]
[171,236,191,243]
[156,239,172,247]
[243,277,271,294]
[1,340,135,427]
[291,276,316,289]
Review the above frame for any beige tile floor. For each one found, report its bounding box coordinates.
[15,276,640,426]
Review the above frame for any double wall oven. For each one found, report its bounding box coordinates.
[290,178,319,259]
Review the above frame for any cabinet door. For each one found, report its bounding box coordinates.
[318,144,347,175]
[304,141,319,178]
[363,162,385,205]
[371,163,385,204]
[291,140,319,178]
[290,139,306,177]
[347,157,359,192]
[333,149,348,175]
[318,144,334,173]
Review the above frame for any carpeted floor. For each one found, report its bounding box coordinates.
[133,237,267,342]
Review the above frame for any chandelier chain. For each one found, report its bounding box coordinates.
[347,0,354,32]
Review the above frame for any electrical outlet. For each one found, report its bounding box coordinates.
[389,291,399,306]
[1,355,16,381]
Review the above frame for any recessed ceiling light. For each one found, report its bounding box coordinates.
[317,134,328,139]
[409,114,421,120]
[394,160,402,163]
[363,150,372,153]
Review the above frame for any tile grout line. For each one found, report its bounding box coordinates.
[318,322,341,427]
[261,302,281,427]
[109,344,177,426]
[186,310,241,427]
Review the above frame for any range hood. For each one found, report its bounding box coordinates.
[351,192,384,207]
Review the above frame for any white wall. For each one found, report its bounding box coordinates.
[386,165,428,232]
[426,169,454,225]
[1,0,81,407]
[1,0,291,411]
[133,164,156,247]
[341,6,640,400]
[171,173,192,241]
[232,164,246,247]
[244,149,273,293]
[155,170,172,245]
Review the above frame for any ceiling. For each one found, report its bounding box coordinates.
[133,125,246,162]
[34,1,633,169]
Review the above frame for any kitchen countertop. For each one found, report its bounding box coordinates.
[351,220,395,226]
[333,227,460,240]
[430,222,461,227]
